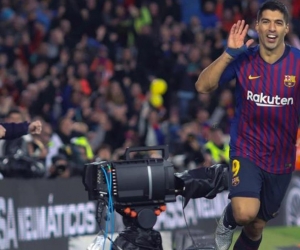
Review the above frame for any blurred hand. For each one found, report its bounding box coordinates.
[81,9,89,20]
[58,6,66,17]
[189,139,200,151]
[72,122,88,133]
[228,20,254,49]
[0,125,6,138]
[66,108,75,119]
[28,121,42,135]
[141,104,150,118]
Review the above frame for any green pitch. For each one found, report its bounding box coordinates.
[230,226,300,250]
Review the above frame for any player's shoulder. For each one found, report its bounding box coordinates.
[288,45,300,58]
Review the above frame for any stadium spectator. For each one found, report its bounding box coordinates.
[204,126,230,165]
[0,108,42,178]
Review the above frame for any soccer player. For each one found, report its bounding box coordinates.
[195,0,299,249]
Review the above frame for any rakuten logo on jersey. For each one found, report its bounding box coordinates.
[247,90,294,107]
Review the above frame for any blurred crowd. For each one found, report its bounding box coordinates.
[0,0,299,179]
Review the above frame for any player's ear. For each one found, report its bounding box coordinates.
[285,23,289,35]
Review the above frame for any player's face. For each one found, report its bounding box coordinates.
[256,10,289,51]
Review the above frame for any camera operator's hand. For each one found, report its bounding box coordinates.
[0,125,6,138]
[28,120,42,135]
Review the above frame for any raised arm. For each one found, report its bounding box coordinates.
[0,120,42,140]
[195,20,254,93]
[195,53,234,93]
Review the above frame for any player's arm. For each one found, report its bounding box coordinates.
[195,20,254,93]
[195,53,234,93]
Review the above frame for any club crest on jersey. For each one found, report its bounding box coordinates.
[284,75,296,87]
[232,176,240,186]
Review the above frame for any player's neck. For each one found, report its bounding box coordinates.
[259,43,286,64]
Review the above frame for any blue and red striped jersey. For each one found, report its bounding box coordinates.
[219,45,300,174]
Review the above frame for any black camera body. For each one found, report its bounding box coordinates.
[83,145,177,231]
[82,144,229,210]
[83,154,176,208]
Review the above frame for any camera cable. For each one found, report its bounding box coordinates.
[100,165,115,250]
[182,197,197,246]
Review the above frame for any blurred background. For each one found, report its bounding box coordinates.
[0,1,300,250]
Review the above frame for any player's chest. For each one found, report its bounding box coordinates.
[237,63,300,96]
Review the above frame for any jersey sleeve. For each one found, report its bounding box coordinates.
[219,60,237,86]
[1,122,29,140]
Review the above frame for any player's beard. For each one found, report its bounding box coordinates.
[260,34,285,52]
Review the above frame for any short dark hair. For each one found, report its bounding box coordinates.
[6,109,21,119]
[257,0,289,24]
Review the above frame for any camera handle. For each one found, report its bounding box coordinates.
[124,145,169,161]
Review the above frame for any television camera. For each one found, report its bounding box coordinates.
[82,145,229,250]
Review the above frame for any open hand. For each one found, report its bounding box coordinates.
[228,20,254,49]
[28,120,42,135]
